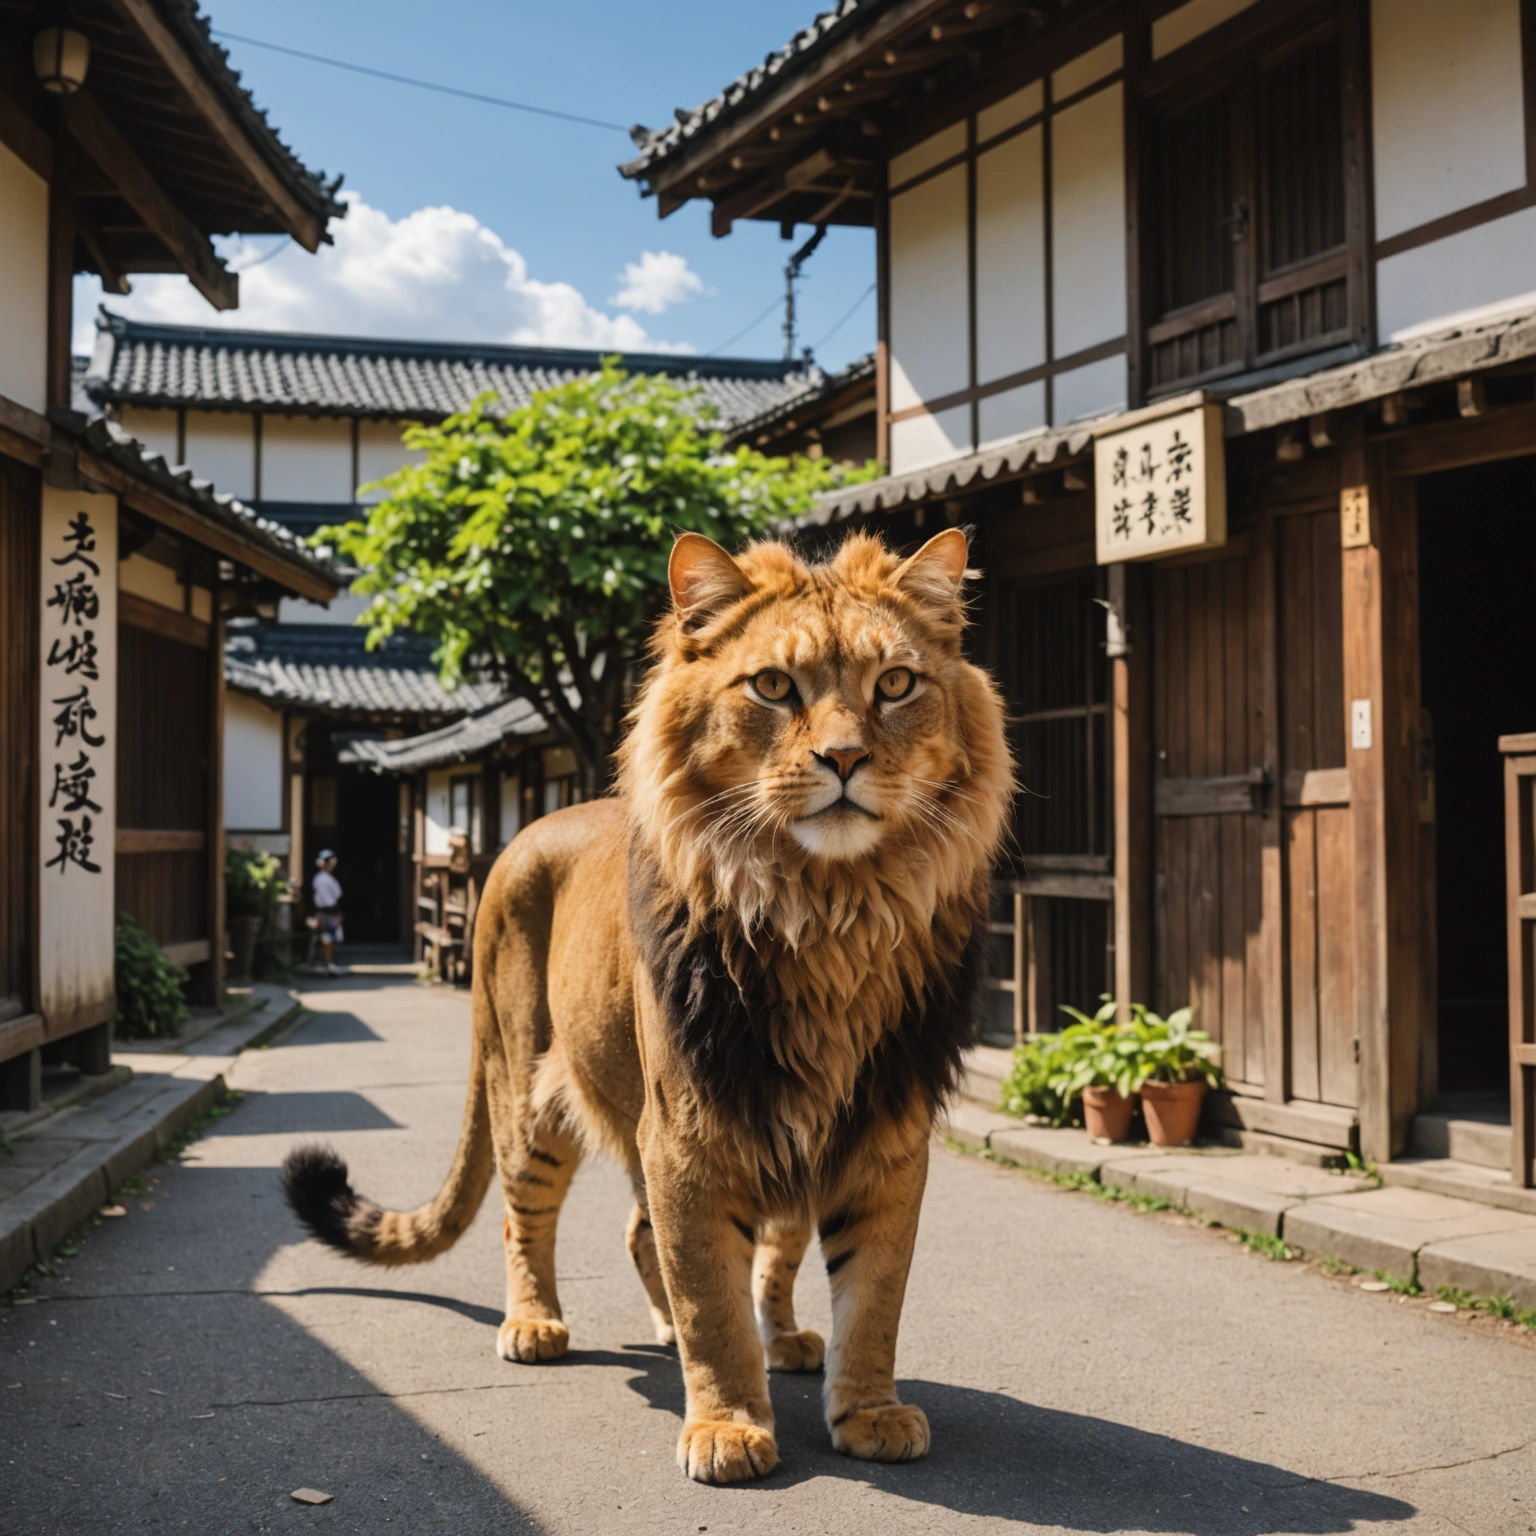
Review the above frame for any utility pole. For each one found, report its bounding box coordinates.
[782,224,827,363]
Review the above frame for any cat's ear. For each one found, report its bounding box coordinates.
[894,528,970,611]
[669,533,750,627]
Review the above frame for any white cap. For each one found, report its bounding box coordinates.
[316,849,336,864]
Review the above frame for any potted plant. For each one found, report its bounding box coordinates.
[1128,1005,1223,1147]
[1053,998,1141,1143]
[225,845,283,981]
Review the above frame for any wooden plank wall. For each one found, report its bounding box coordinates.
[0,456,39,1009]
[1278,509,1356,1108]
[1152,551,1266,1088]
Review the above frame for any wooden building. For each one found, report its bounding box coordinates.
[0,0,340,1109]
[81,316,820,946]
[624,0,1536,1186]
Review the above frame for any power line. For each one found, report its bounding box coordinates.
[704,294,784,358]
[209,30,630,133]
[813,281,875,351]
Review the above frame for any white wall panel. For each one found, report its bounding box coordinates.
[184,411,255,500]
[889,121,966,188]
[425,770,452,856]
[978,381,1046,447]
[1051,84,1127,358]
[118,407,179,466]
[119,553,184,610]
[1053,353,1126,423]
[1377,204,1536,340]
[1051,35,1121,101]
[260,415,353,502]
[1153,0,1259,59]
[0,142,47,414]
[889,165,970,413]
[978,80,1043,143]
[1372,0,1525,241]
[224,692,284,831]
[357,418,425,501]
[976,126,1047,385]
[499,772,522,847]
[890,406,970,475]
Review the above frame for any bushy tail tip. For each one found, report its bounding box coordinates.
[281,1143,378,1257]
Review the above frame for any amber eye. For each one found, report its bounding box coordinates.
[876,667,915,701]
[752,669,794,703]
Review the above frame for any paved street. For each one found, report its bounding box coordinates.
[2,972,1534,1535]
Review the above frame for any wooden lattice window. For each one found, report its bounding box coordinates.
[1143,19,1357,394]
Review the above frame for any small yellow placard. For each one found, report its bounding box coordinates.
[1340,485,1372,548]
[1094,402,1227,563]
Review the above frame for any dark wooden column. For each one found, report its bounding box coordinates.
[1110,561,1151,1016]
[46,179,77,413]
[1340,415,1422,1161]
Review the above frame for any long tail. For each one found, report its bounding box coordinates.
[282,1048,494,1266]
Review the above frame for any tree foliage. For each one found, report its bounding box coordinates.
[323,363,868,794]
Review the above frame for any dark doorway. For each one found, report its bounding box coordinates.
[1418,456,1536,1094]
[303,731,401,947]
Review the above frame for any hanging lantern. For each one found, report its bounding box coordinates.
[33,28,90,95]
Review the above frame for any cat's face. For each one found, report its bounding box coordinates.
[641,529,996,865]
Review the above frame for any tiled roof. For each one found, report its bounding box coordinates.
[619,1,887,183]
[224,622,499,718]
[338,697,547,774]
[85,311,810,424]
[74,415,336,591]
[147,0,345,229]
[724,351,875,446]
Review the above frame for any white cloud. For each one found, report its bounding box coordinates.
[609,250,708,315]
[73,192,693,355]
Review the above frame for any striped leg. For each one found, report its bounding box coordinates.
[752,1216,824,1371]
[496,1111,582,1363]
[625,1176,676,1345]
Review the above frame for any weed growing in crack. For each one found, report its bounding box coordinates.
[1373,1267,1421,1296]
[1239,1231,1295,1262]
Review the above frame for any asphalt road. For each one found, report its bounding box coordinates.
[2,971,1533,1535]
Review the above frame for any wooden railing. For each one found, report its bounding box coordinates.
[1502,733,1536,1189]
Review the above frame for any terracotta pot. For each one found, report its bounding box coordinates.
[1081,1086,1136,1143]
[1139,1078,1208,1147]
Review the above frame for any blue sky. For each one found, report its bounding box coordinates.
[75,0,876,371]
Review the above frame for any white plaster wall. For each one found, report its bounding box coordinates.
[184,411,256,501]
[889,121,966,188]
[499,772,522,846]
[357,418,426,501]
[891,405,971,474]
[119,552,184,610]
[118,406,180,466]
[0,142,47,414]
[889,165,970,414]
[424,770,452,856]
[1052,35,1121,100]
[978,381,1047,447]
[1377,204,1536,340]
[1051,84,1127,358]
[1372,0,1525,241]
[260,415,353,502]
[224,692,284,831]
[279,591,371,626]
[976,126,1047,387]
[1053,353,1127,423]
[1153,0,1259,59]
[978,79,1043,143]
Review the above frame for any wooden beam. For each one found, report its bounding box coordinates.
[60,90,238,310]
[116,827,207,853]
[0,81,52,180]
[78,449,336,603]
[75,205,133,297]
[105,0,326,251]
[0,392,49,449]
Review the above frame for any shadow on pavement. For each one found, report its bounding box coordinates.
[212,1089,402,1134]
[598,1346,1416,1533]
[277,1010,384,1046]
[271,1284,503,1328]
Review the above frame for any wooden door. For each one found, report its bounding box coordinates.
[1278,509,1356,1108]
[1152,551,1267,1089]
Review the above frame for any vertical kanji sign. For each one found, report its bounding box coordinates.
[1093,402,1227,564]
[38,488,118,1028]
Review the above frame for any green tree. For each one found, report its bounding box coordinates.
[324,363,867,798]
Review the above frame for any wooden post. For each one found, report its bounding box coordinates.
[1503,737,1536,1189]
[1110,562,1151,1017]
[1340,418,1421,1161]
[205,597,226,1004]
[1256,509,1289,1104]
[1011,891,1026,1044]
[46,180,76,413]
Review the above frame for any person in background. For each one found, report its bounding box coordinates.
[312,850,345,977]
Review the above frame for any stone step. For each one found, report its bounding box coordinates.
[957,1042,1015,1110]
[1408,1109,1512,1171]
[1378,1154,1536,1218]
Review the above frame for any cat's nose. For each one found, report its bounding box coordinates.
[816,746,871,782]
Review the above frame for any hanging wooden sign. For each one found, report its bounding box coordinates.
[1094,401,1227,563]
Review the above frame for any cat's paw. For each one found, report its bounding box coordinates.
[831,1403,930,1462]
[766,1328,824,1372]
[676,1419,778,1483]
[496,1317,569,1363]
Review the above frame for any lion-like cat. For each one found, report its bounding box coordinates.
[282,527,1014,1483]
